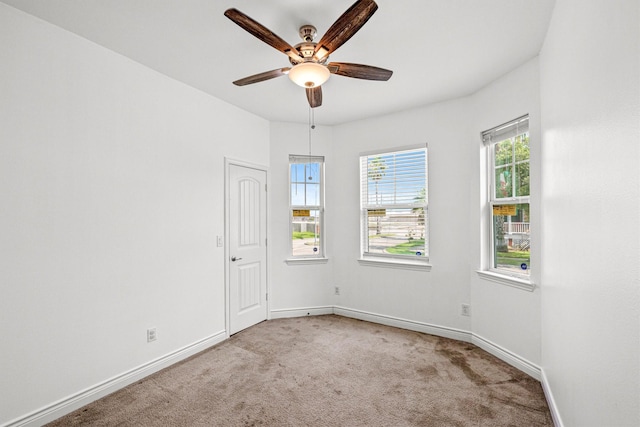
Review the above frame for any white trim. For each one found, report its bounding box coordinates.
[476,270,535,291]
[334,307,470,343]
[334,307,542,381]
[471,334,541,380]
[541,368,564,427]
[285,257,329,265]
[270,306,335,318]
[3,331,227,427]
[358,257,432,271]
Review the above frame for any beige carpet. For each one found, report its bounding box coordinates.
[47,315,552,426]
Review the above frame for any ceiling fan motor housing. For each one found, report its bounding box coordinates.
[290,26,328,65]
[290,42,324,65]
[299,25,317,42]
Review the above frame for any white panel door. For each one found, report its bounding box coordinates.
[228,164,267,335]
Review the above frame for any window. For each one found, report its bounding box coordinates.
[289,155,324,258]
[360,146,428,263]
[482,115,530,278]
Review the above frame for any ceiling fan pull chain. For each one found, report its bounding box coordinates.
[307,106,316,180]
[308,106,313,160]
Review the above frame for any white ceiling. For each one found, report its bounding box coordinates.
[1,0,555,125]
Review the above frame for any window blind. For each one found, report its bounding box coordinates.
[360,147,427,209]
[360,146,428,259]
[481,115,529,146]
[289,154,324,164]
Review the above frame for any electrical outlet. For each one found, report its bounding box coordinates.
[461,304,471,317]
[147,328,157,342]
[334,286,340,295]
[216,236,223,247]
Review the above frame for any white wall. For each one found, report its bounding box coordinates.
[0,4,269,425]
[469,59,543,368]
[330,98,473,333]
[539,0,640,425]
[268,122,334,315]
[325,59,543,368]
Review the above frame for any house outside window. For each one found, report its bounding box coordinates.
[289,155,324,259]
[359,145,428,264]
[482,115,531,278]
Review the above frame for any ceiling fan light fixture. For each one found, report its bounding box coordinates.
[288,62,330,88]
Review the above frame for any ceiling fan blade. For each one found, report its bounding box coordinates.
[224,8,302,62]
[313,0,378,59]
[233,68,291,86]
[306,86,323,108]
[328,62,392,81]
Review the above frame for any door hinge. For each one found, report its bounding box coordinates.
[265,183,267,192]
[265,293,268,301]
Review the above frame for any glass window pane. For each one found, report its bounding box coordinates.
[494,140,513,166]
[514,134,530,162]
[365,208,426,257]
[306,163,320,183]
[494,166,512,199]
[515,162,530,197]
[291,183,307,205]
[305,183,320,206]
[292,209,321,257]
[291,163,304,183]
[492,203,530,275]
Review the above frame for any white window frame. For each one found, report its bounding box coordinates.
[478,115,533,290]
[287,155,326,264]
[358,145,430,271]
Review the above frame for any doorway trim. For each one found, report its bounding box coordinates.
[224,157,270,337]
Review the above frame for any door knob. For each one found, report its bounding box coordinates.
[231,256,242,262]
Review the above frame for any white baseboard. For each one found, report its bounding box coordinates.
[541,368,564,427]
[334,306,472,343]
[334,306,542,381]
[4,331,227,427]
[270,306,335,319]
[471,334,541,380]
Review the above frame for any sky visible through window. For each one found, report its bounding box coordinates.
[291,162,320,206]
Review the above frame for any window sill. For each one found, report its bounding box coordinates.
[476,270,535,292]
[285,257,329,265]
[358,258,432,272]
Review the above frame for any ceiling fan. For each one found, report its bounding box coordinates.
[224,0,393,108]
